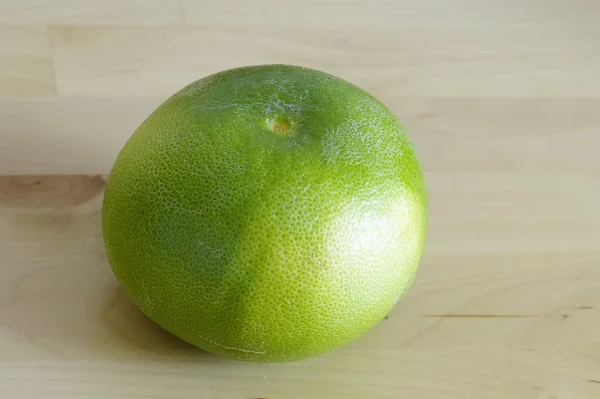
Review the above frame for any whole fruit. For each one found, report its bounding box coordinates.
[102,64,427,363]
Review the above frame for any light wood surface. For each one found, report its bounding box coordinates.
[1,1,600,398]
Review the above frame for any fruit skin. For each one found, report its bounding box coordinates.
[102,64,427,363]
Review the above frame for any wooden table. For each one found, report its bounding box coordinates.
[1,1,600,398]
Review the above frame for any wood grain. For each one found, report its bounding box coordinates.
[1,1,600,398]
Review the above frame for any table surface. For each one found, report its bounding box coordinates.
[1,1,600,398]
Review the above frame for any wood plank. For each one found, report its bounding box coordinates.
[182,0,600,29]
[0,98,598,175]
[48,25,600,98]
[0,97,159,175]
[0,0,184,26]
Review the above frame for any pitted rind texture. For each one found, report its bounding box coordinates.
[102,64,428,363]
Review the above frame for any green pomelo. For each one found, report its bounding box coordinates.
[102,64,427,363]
